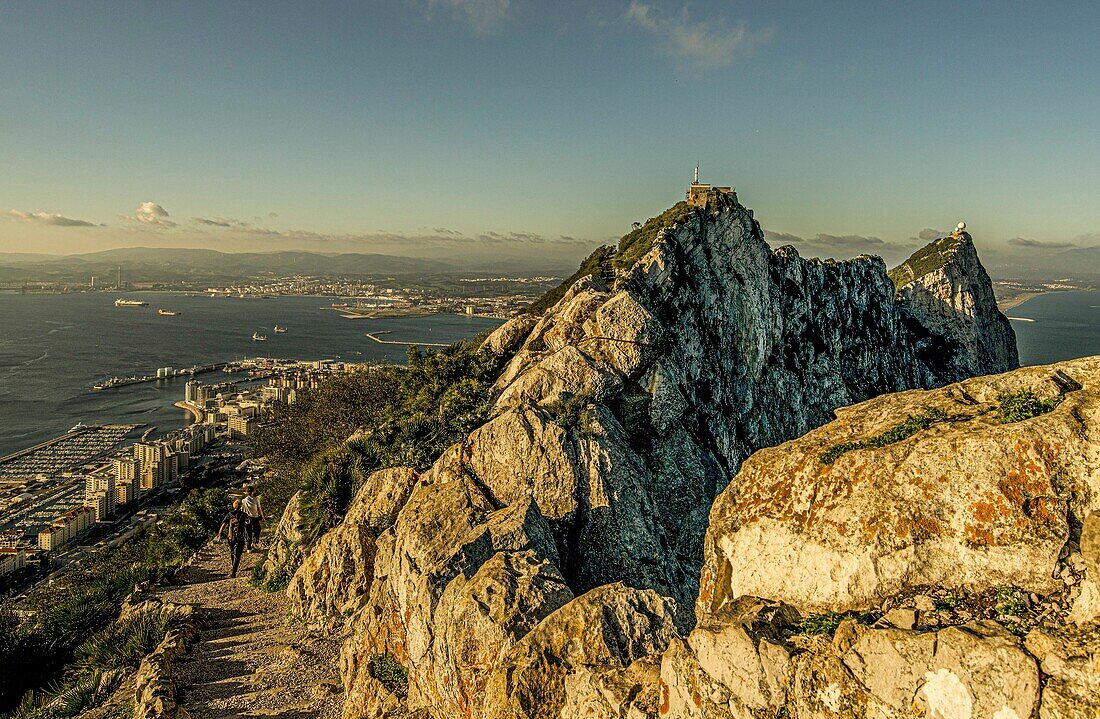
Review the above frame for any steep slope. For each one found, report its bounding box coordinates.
[282,190,1024,718]
[890,231,1019,378]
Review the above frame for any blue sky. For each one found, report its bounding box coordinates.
[1,0,1098,265]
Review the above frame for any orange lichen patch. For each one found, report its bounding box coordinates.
[659,680,670,714]
[970,501,999,524]
[1026,497,1063,525]
[965,523,994,547]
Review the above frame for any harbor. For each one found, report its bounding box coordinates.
[0,424,140,481]
[91,361,232,391]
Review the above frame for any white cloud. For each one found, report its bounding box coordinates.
[419,0,511,34]
[122,201,176,227]
[5,209,97,227]
[625,1,770,69]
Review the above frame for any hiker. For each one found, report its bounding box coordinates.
[216,499,250,578]
[241,485,266,551]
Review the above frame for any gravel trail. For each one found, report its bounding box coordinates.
[157,541,344,719]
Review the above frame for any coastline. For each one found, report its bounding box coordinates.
[997,291,1046,312]
[174,401,203,425]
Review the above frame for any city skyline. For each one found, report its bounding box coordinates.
[3,1,1099,265]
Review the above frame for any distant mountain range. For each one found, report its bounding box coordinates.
[0,247,579,284]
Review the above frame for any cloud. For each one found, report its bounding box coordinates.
[417,0,511,34]
[915,228,950,241]
[1007,237,1076,250]
[763,229,918,262]
[624,1,770,69]
[5,209,97,227]
[122,201,176,227]
[192,217,232,228]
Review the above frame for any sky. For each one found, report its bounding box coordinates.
[2,0,1099,266]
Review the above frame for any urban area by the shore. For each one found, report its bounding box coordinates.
[0,357,355,596]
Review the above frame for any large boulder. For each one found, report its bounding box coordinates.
[789,620,1039,719]
[288,467,419,626]
[700,358,1100,616]
[482,584,681,719]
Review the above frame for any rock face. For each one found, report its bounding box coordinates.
[892,232,1019,379]
[280,192,1037,718]
[699,358,1100,617]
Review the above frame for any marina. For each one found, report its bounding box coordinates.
[0,424,140,480]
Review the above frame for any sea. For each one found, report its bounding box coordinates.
[0,292,503,457]
[0,289,1097,459]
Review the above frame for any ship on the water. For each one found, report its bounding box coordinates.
[114,298,148,307]
[157,309,179,316]
[274,325,287,333]
[252,332,268,342]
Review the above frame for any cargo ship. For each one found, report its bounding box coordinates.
[157,309,178,316]
[114,298,148,307]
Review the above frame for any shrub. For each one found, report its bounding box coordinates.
[526,245,615,315]
[997,391,1061,424]
[993,585,1027,617]
[545,391,596,432]
[369,653,408,698]
[297,448,367,549]
[787,610,877,637]
[820,408,948,464]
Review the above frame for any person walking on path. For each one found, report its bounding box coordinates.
[241,485,266,551]
[216,499,250,578]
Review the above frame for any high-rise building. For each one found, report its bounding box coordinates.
[114,456,141,483]
[84,474,116,520]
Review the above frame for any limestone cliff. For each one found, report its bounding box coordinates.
[277,192,1047,718]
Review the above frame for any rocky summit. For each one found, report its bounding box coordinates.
[258,191,1100,718]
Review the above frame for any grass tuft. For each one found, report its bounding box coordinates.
[820,408,948,464]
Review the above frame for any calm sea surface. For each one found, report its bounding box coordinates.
[0,289,1096,458]
[0,292,502,456]
[1008,290,1100,367]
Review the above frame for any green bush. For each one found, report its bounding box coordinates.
[820,408,948,465]
[254,339,502,552]
[614,202,698,270]
[993,585,1027,617]
[297,447,367,548]
[997,391,1061,424]
[369,652,408,698]
[787,610,877,637]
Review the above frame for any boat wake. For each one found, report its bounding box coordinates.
[1007,317,1036,323]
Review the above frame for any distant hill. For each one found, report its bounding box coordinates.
[0,246,582,284]
[0,247,467,285]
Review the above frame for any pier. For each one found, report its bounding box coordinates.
[92,362,232,392]
[365,330,451,348]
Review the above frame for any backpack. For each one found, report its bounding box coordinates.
[227,511,244,543]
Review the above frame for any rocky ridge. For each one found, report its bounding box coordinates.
[268,191,1065,717]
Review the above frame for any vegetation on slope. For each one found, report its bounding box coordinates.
[526,200,701,315]
[0,488,226,714]
[251,339,503,549]
[614,201,698,270]
[525,245,615,316]
[887,234,960,289]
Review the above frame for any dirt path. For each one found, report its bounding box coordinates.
[157,542,344,719]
